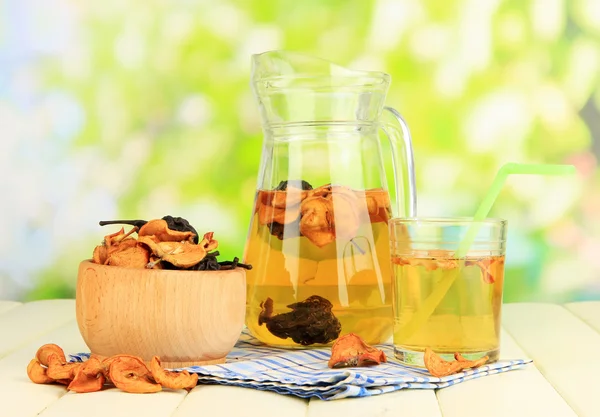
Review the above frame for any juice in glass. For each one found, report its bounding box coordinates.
[390,218,506,366]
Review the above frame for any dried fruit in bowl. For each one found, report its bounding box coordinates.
[328,333,386,368]
[93,216,252,271]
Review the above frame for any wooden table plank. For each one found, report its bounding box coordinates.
[502,302,600,417]
[0,300,75,359]
[38,389,187,417]
[435,328,577,417]
[564,301,600,333]
[0,301,22,316]
[173,385,308,417]
[0,321,84,417]
[307,390,442,417]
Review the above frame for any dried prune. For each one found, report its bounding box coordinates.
[275,180,313,191]
[161,215,199,243]
[258,295,341,345]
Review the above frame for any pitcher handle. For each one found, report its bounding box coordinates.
[380,106,417,217]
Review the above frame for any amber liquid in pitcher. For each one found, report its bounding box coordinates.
[244,183,393,348]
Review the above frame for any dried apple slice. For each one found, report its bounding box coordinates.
[109,356,161,393]
[424,348,463,377]
[138,219,196,243]
[149,356,198,390]
[46,354,82,380]
[328,333,386,368]
[27,359,54,384]
[36,344,66,366]
[68,357,106,393]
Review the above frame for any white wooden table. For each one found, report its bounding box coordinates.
[0,300,599,417]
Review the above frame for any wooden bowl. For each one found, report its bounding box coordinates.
[76,260,246,368]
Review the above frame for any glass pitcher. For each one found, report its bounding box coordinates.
[243,51,417,348]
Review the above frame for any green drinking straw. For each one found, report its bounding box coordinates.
[398,162,576,340]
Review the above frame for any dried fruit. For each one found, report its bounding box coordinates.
[275,180,313,191]
[68,357,106,393]
[299,196,335,247]
[424,348,489,377]
[258,295,341,345]
[93,217,250,271]
[27,359,54,384]
[27,344,205,394]
[36,344,66,366]
[328,333,386,368]
[454,352,489,368]
[109,356,161,393]
[106,245,150,268]
[47,353,81,380]
[149,356,198,390]
[138,219,196,243]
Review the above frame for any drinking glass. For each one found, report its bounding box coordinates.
[390,217,507,367]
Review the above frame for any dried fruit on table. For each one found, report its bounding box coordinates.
[47,353,82,380]
[27,359,55,384]
[68,357,106,393]
[258,295,341,345]
[36,343,66,366]
[328,333,386,368]
[454,352,489,368]
[424,348,489,377]
[109,356,161,393]
[149,356,198,390]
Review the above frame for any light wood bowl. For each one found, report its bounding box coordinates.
[76,260,246,368]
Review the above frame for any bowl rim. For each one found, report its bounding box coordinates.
[79,259,247,275]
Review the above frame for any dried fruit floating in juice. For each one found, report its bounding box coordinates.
[424,348,489,377]
[328,333,386,368]
[258,295,342,345]
[255,181,366,245]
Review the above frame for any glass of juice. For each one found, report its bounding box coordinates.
[390,218,507,367]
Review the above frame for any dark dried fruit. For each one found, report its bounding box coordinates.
[275,180,313,191]
[99,215,199,244]
[161,215,199,243]
[258,295,341,345]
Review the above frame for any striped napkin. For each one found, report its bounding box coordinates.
[70,330,531,400]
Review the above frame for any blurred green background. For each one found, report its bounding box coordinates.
[1,0,598,302]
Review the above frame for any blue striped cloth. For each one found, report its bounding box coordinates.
[70,330,532,400]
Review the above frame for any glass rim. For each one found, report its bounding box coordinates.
[390,217,507,226]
